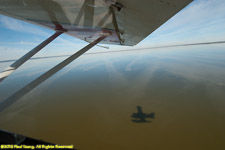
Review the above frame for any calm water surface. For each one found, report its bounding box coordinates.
[0,45,225,150]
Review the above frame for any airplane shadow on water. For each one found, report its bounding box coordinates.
[131,106,155,123]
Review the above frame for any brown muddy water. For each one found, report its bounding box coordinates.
[0,45,225,150]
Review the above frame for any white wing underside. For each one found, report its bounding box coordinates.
[0,0,192,46]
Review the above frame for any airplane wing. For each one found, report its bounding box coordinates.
[0,0,193,111]
[0,0,192,46]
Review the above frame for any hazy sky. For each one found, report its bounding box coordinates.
[0,0,225,59]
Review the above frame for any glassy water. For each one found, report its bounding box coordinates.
[0,45,225,150]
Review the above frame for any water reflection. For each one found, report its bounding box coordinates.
[0,45,225,150]
[0,36,107,112]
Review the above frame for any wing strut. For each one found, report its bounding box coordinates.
[0,30,64,83]
[0,32,110,112]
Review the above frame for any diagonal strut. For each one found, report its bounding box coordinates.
[0,31,63,83]
[0,33,110,112]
